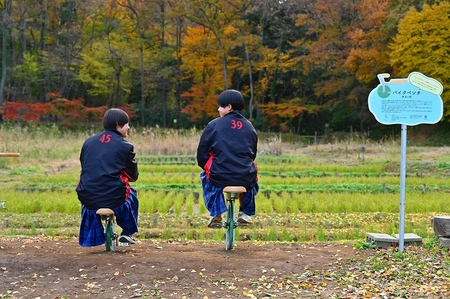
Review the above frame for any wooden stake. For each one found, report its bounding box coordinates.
[0,153,20,157]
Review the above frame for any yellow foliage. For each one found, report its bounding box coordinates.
[389,2,450,117]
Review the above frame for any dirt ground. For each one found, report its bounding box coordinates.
[0,237,371,299]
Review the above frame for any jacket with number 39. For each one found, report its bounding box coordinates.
[76,129,139,210]
[197,110,258,190]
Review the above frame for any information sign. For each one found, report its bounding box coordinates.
[368,72,443,125]
[368,72,443,252]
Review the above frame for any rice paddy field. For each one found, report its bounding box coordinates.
[1,123,450,245]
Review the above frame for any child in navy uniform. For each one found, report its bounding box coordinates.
[196,89,259,227]
[76,108,139,246]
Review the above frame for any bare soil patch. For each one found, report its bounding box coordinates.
[0,237,369,299]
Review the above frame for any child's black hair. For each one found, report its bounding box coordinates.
[218,89,245,111]
[102,108,130,130]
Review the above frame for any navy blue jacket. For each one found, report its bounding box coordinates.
[197,110,258,190]
[76,129,139,210]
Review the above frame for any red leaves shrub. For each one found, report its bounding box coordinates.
[1,94,137,126]
[2,102,52,122]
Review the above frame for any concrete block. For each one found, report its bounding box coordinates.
[395,233,422,246]
[432,216,450,237]
[439,237,450,248]
[366,232,398,248]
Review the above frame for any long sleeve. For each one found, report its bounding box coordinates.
[123,146,139,182]
[197,124,215,169]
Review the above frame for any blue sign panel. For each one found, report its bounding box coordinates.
[368,72,443,125]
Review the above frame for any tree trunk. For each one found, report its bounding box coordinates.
[139,46,145,126]
[0,16,7,107]
[244,45,254,119]
[175,18,182,129]
[0,0,12,107]
[159,1,167,128]
[270,30,283,103]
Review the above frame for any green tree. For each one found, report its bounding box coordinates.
[78,36,134,107]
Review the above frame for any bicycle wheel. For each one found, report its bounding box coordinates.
[105,219,114,251]
[225,199,235,250]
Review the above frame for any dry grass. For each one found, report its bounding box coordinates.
[2,123,450,169]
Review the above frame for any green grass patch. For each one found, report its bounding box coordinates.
[2,124,450,244]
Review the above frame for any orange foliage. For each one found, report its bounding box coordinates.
[84,106,108,121]
[296,0,358,102]
[261,100,306,119]
[180,25,230,121]
[46,91,62,99]
[181,84,219,122]
[345,0,391,84]
[260,99,307,130]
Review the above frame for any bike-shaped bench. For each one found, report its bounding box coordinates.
[222,186,247,251]
[97,186,247,251]
[96,208,130,251]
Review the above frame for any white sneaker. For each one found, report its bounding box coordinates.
[237,212,252,225]
[207,215,222,228]
[119,235,136,244]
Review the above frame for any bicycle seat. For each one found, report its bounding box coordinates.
[223,186,246,193]
[96,208,115,215]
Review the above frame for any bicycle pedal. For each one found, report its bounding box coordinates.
[236,220,250,226]
[118,242,130,247]
[208,220,224,228]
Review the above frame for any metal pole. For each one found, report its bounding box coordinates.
[398,124,407,252]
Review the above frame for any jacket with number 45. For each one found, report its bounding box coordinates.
[197,110,258,190]
[76,129,139,210]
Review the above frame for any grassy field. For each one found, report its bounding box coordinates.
[1,123,450,246]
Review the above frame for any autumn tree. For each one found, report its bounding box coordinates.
[260,99,308,133]
[181,0,302,129]
[389,2,450,118]
[4,0,449,136]
[182,0,250,91]
[242,0,305,123]
[296,0,360,105]
[343,0,393,132]
[180,26,226,122]
[385,0,439,34]
[345,0,391,85]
